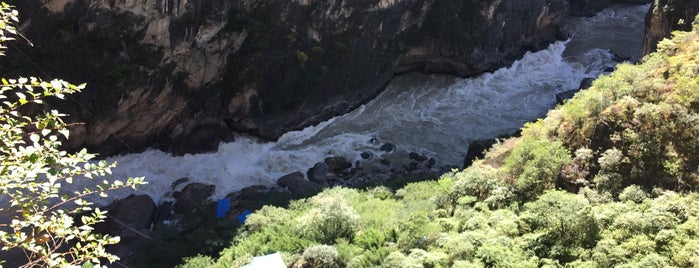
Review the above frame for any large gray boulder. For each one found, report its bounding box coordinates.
[277,172,321,198]
[100,194,156,260]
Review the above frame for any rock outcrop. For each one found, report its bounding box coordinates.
[642,0,699,55]
[567,0,650,17]
[7,0,570,155]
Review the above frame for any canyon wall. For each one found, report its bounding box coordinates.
[5,0,573,155]
[642,0,699,55]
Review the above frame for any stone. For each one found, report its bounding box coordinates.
[152,201,174,226]
[463,139,497,168]
[611,52,631,62]
[324,156,353,172]
[579,77,595,90]
[229,185,293,211]
[360,151,373,160]
[380,143,395,152]
[173,183,216,216]
[307,162,337,186]
[171,177,189,189]
[409,152,429,162]
[102,194,156,237]
[556,89,580,104]
[427,158,437,167]
[99,194,156,259]
[171,122,233,155]
[277,172,321,198]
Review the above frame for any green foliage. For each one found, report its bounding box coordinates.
[0,4,144,267]
[181,14,699,268]
[299,190,360,244]
[521,191,599,263]
[503,136,571,200]
[618,185,648,203]
[299,245,342,268]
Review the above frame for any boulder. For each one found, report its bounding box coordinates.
[277,172,322,198]
[556,77,595,104]
[463,139,497,168]
[611,52,632,62]
[380,143,396,152]
[100,194,156,259]
[173,183,216,216]
[427,158,437,167]
[325,156,353,172]
[307,162,336,186]
[229,185,293,211]
[556,90,579,104]
[409,152,429,162]
[152,201,174,226]
[579,77,595,90]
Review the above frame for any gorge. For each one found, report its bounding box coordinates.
[3,0,699,264]
[92,2,651,205]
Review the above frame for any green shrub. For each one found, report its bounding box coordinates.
[503,137,571,200]
[355,228,386,250]
[299,192,360,244]
[300,245,342,268]
[177,255,215,268]
[521,191,599,262]
[618,185,648,203]
[244,205,294,232]
[450,165,501,202]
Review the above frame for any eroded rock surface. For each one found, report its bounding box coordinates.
[642,0,699,55]
[8,0,571,155]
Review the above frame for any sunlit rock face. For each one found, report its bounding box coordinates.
[8,0,569,155]
[642,0,699,55]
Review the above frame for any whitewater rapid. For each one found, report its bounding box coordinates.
[92,4,650,205]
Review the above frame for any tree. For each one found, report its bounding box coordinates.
[0,3,144,267]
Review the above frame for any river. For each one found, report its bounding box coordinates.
[96,4,650,204]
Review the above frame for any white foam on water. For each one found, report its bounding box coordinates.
[85,4,648,205]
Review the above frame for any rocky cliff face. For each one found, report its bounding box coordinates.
[567,0,650,17]
[6,0,571,155]
[642,0,699,55]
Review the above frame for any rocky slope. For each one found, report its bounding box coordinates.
[642,0,699,55]
[2,0,574,155]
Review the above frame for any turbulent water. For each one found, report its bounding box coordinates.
[95,4,650,204]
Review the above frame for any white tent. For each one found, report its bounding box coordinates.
[240,252,287,268]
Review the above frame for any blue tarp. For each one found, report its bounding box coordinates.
[215,198,231,218]
[237,209,252,223]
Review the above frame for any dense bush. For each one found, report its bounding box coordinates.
[179,15,699,268]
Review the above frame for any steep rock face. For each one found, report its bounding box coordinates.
[567,0,649,17]
[7,0,569,155]
[642,0,699,55]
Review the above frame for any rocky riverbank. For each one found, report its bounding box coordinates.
[98,139,449,261]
